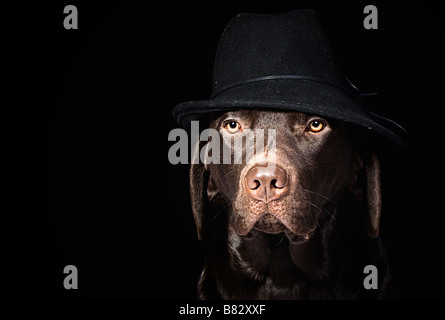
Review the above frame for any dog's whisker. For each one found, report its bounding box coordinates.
[210,201,232,222]
[304,200,337,234]
[301,189,338,226]
[302,188,336,205]
[320,204,337,222]
[220,165,242,181]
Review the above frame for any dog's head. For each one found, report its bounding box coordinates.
[190,110,381,240]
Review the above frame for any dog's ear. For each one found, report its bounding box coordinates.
[190,162,208,240]
[189,160,222,240]
[354,152,382,238]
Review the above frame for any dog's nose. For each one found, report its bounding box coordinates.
[245,166,288,203]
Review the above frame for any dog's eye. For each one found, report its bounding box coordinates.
[224,120,241,134]
[307,120,326,133]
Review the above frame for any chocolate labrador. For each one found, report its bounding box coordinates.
[190,109,393,299]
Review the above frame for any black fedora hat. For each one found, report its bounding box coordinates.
[172,10,406,147]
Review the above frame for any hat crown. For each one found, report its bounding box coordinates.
[172,9,406,148]
[211,10,345,98]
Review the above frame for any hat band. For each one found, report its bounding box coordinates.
[211,75,353,99]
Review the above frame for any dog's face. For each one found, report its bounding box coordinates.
[190,110,381,240]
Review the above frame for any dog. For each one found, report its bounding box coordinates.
[189,109,394,299]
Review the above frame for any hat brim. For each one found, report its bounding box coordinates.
[172,79,406,148]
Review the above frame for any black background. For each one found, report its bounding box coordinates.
[3,0,445,301]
